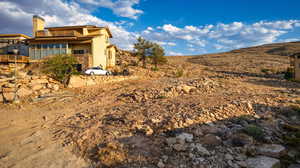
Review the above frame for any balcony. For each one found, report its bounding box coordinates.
[35,30,81,37]
[0,55,29,63]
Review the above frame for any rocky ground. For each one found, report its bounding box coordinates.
[0,42,300,168]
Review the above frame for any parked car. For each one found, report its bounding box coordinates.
[84,66,112,75]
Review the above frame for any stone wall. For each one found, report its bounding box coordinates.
[67,75,138,88]
[0,75,61,103]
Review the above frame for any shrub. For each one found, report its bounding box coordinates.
[151,66,159,71]
[42,54,79,85]
[243,125,264,140]
[284,67,294,80]
[261,68,270,73]
[174,68,184,78]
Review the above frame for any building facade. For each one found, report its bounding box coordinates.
[28,15,116,70]
[0,34,30,63]
[0,34,29,56]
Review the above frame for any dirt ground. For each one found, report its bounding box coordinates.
[0,44,300,168]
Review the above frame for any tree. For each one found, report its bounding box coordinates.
[149,43,167,69]
[43,54,79,85]
[133,37,152,68]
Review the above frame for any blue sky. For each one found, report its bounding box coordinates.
[1,0,300,55]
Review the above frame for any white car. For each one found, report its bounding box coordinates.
[84,67,111,75]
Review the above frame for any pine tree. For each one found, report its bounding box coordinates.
[133,37,152,68]
[149,43,167,69]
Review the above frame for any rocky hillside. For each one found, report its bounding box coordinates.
[0,41,299,168]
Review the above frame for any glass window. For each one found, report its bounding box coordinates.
[37,44,41,49]
[61,48,66,54]
[54,48,60,55]
[72,50,84,54]
[54,44,60,48]
[49,44,54,48]
[61,44,66,48]
[42,44,48,49]
[30,45,35,49]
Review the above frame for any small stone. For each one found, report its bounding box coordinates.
[246,156,280,168]
[257,144,286,158]
[42,116,47,121]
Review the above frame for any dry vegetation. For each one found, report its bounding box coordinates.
[0,42,300,168]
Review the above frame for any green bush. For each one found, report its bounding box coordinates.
[151,67,159,71]
[284,67,294,80]
[174,68,184,78]
[42,54,79,85]
[243,125,264,140]
[261,68,270,73]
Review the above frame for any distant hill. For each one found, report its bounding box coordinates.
[230,41,300,56]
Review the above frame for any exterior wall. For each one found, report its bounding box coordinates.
[295,57,300,81]
[71,44,92,70]
[92,36,108,69]
[107,47,116,67]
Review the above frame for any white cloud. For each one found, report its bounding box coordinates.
[162,24,181,33]
[168,51,183,56]
[79,0,143,19]
[167,42,176,46]
[280,38,300,42]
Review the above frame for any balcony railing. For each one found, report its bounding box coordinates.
[0,55,29,63]
[35,30,81,37]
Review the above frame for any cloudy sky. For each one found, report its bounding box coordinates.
[1,0,300,55]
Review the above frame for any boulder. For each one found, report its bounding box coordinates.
[201,134,222,146]
[288,164,300,168]
[176,132,194,143]
[257,144,286,158]
[173,143,187,151]
[3,92,15,102]
[177,85,195,94]
[246,156,280,168]
[52,84,60,91]
[31,84,44,91]
[39,88,51,95]
[31,78,48,84]
[191,143,210,156]
[231,133,254,147]
[17,87,33,97]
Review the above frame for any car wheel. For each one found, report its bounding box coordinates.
[90,72,95,75]
[106,72,109,76]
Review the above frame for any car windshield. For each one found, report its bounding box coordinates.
[91,67,102,70]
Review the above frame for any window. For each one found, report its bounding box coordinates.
[72,50,85,54]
